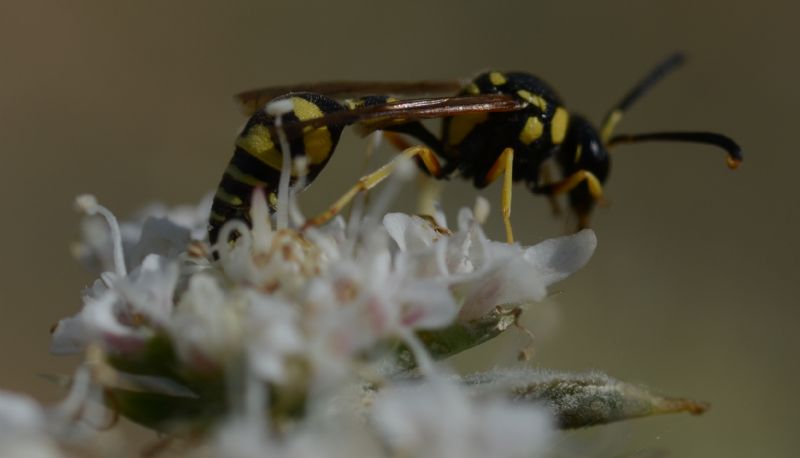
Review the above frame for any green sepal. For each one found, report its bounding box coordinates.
[104,333,182,380]
[396,307,520,370]
[462,368,708,429]
[105,387,223,434]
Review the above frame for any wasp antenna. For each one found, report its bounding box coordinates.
[608,131,743,169]
[600,53,687,144]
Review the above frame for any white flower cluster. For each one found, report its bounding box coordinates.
[34,178,597,456]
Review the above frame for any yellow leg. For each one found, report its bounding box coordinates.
[383,131,414,151]
[485,147,516,244]
[384,132,447,217]
[549,170,605,203]
[501,149,515,244]
[303,145,442,228]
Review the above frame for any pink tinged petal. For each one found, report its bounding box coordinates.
[457,230,596,321]
[114,255,178,326]
[366,296,391,335]
[456,256,548,321]
[83,292,135,338]
[398,282,458,329]
[52,290,151,354]
[246,295,305,382]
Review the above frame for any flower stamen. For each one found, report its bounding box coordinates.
[75,194,127,277]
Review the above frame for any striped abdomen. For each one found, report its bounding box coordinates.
[208,93,345,245]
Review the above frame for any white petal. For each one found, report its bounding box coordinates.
[477,400,553,457]
[82,291,133,338]
[49,316,87,355]
[456,255,548,321]
[383,213,437,252]
[398,281,458,329]
[129,217,191,266]
[114,254,178,325]
[457,230,596,321]
[522,229,597,286]
[0,391,46,432]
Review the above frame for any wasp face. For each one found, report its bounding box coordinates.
[557,115,611,228]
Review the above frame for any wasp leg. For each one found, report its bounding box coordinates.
[382,126,452,176]
[538,161,563,216]
[541,170,606,203]
[303,145,443,228]
[384,131,432,176]
[484,147,515,244]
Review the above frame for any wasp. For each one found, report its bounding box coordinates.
[208,53,742,247]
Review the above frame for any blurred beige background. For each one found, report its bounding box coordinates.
[0,1,795,456]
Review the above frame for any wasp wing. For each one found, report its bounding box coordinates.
[276,94,526,137]
[237,80,466,115]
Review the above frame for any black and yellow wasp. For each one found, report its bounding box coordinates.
[209,53,742,247]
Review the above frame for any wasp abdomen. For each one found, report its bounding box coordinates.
[208,93,345,245]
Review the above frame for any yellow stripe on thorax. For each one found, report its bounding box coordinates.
[519,116,544,145]
[516,90,548,112]
[489,72,507,86]
[551,107,569,144]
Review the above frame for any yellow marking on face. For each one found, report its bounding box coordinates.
[236,124,283,170]
[209,211,227,222]
[466,83,480,95]
[519,116,544,145]
[516,90,547,112]
[551,107,569,144]
[268,192,279,208]
[215,188,244,206]
[489,72,507,86]
[447,112,489,145]
[574,144,583,163]
[291,97,333,165]
[600,109,622,144]
[386,96,399,103]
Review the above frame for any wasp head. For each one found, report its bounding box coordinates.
[556,115,611,229]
